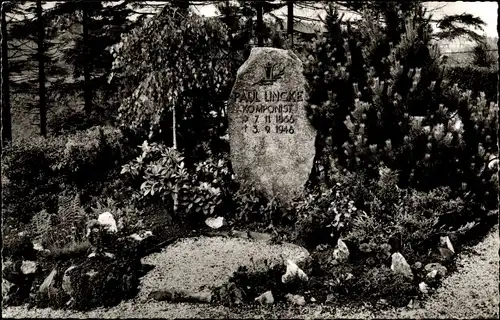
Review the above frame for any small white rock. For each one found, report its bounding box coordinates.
[285,293,306,306]
[310,297,316,302]
[332,238,350,264]
[440,236,455,253]
[129,230,153,241]
[33,243,44,251]
[282,259,308,284]
[419,282,429,294]
[426,269,438,280]
[255,290,274,305]
[21,261,37,274]
[104,252,115,259]
[391,252,413,280]
[86,269,98,278]
[98,212,118,232]
[205,216,225,229]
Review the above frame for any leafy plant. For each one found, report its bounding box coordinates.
[121,141,233,224]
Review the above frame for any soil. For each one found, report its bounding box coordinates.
[3,224,498,319]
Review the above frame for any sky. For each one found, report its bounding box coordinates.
[424,1,497,38]
[194,1,498,38]
[10,1,499,43]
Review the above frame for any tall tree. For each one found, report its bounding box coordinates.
[1,0,12,144]
[8,1,68,136]
[81,3,91,114]
[287,0,294,46]
[256,1,263,46]
[36,0,46,136]
[39,1,139,124]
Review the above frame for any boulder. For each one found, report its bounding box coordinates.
[227,47,316,204]
[390,252,413,280]
[255,290,274,305]
[61,257,140,310]
[285,293,306,306]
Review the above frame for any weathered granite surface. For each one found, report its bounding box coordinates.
[228,47,316,204]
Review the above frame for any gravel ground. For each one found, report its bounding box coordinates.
[3,225,498,319]
[137,236,309,300]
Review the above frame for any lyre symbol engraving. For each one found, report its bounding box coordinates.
[255,61,285,86]
[264,62,274,82]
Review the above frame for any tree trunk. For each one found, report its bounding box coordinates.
[82,4,91,115]
[1,1,12,144]
[172,103,178,214]
[36,0,47,137]
[287,0,294,47]
[256,1,263,46]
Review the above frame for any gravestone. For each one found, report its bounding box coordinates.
[228,47,316,204]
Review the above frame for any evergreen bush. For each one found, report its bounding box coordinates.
[302,4,498,211]
[444,65,498,104]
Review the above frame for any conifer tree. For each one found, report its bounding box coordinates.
[305,2,498,208]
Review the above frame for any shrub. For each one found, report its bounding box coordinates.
[48,107,113,137]
[121,141,233,226]
[354,266,416,306]
[343,167,473,260]
[2,125,127,223]
[2,136,64,222]
[291,166,367,250]
[444,65,497,106]
[228,180,297,230]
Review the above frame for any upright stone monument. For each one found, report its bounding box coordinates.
[228,47,316,204]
